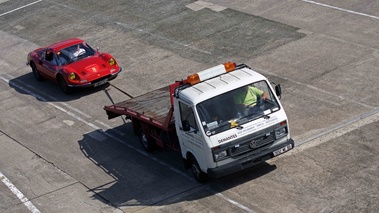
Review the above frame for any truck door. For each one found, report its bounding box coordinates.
[177,101,207,171]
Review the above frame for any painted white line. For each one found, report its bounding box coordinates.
[302,0,379,20]
[186,1,227,12]
[0,74,193,182]
[1,74,257,212]
[0,171,41,213]
[0,73,91,119]
[95,119,113,130]
[65,105,91,119]
[214,191,256,213]
[0,75,99,128]
[0,0,43,17]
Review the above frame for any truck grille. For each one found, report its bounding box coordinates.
[230,133,275,157]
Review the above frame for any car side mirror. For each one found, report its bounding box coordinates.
[275,84,282,99]
[182,120,190,132]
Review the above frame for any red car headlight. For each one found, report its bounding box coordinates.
[108,58,115,66]
[67,72,85,83]
[68,72,77,80]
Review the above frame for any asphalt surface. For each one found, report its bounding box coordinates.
[0,0,378,212]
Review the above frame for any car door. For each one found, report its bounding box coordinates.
[38,49,59,80]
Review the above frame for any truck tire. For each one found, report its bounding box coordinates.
[190,156,208,183]
[131,118,141,136]
[140,132,155,152]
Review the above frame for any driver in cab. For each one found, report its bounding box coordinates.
[234,85,267,116]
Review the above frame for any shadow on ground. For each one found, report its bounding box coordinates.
[78,124,277,209]
[8,72,111,102]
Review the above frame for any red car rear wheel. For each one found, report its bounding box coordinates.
[30,62,43,81]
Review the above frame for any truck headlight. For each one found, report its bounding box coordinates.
[214,150,228,161]
[275,127,287,139]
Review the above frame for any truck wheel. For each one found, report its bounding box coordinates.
[140,132,155,152]
[132,118,141,136]
[31,62,43,81]
[190,156,208,183]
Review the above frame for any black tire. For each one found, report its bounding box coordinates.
[57,74,72,94]
[30,62,43,81]
[190,156,208,183]
[132,118,141,136]
[140,131,155,152]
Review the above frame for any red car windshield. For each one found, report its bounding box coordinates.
[57,42,96,65]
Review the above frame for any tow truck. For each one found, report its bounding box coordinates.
[104,62,294,182]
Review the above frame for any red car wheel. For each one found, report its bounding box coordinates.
[31,62,43,81]
[57,75,72,94]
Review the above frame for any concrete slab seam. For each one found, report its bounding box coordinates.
[270,107,379,162]
[296,107,379,146]
[256,68,376,109]
[115,22,212,55]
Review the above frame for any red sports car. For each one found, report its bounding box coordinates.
[26,38,122,94]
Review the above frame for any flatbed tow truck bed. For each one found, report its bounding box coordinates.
[104,86,175,131]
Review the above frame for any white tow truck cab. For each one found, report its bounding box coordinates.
[173,62,294,182]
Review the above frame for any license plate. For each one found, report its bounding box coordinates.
[93,79,108,87]
[273,144,292,156]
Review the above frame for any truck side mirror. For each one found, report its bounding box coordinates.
[182,120,190,132]
[275,84,282,99]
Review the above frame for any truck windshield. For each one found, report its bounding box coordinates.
[196,81,280,136]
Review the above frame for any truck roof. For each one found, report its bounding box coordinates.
[179,67,267,105]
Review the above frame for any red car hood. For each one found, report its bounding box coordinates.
[65,56,112,80]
